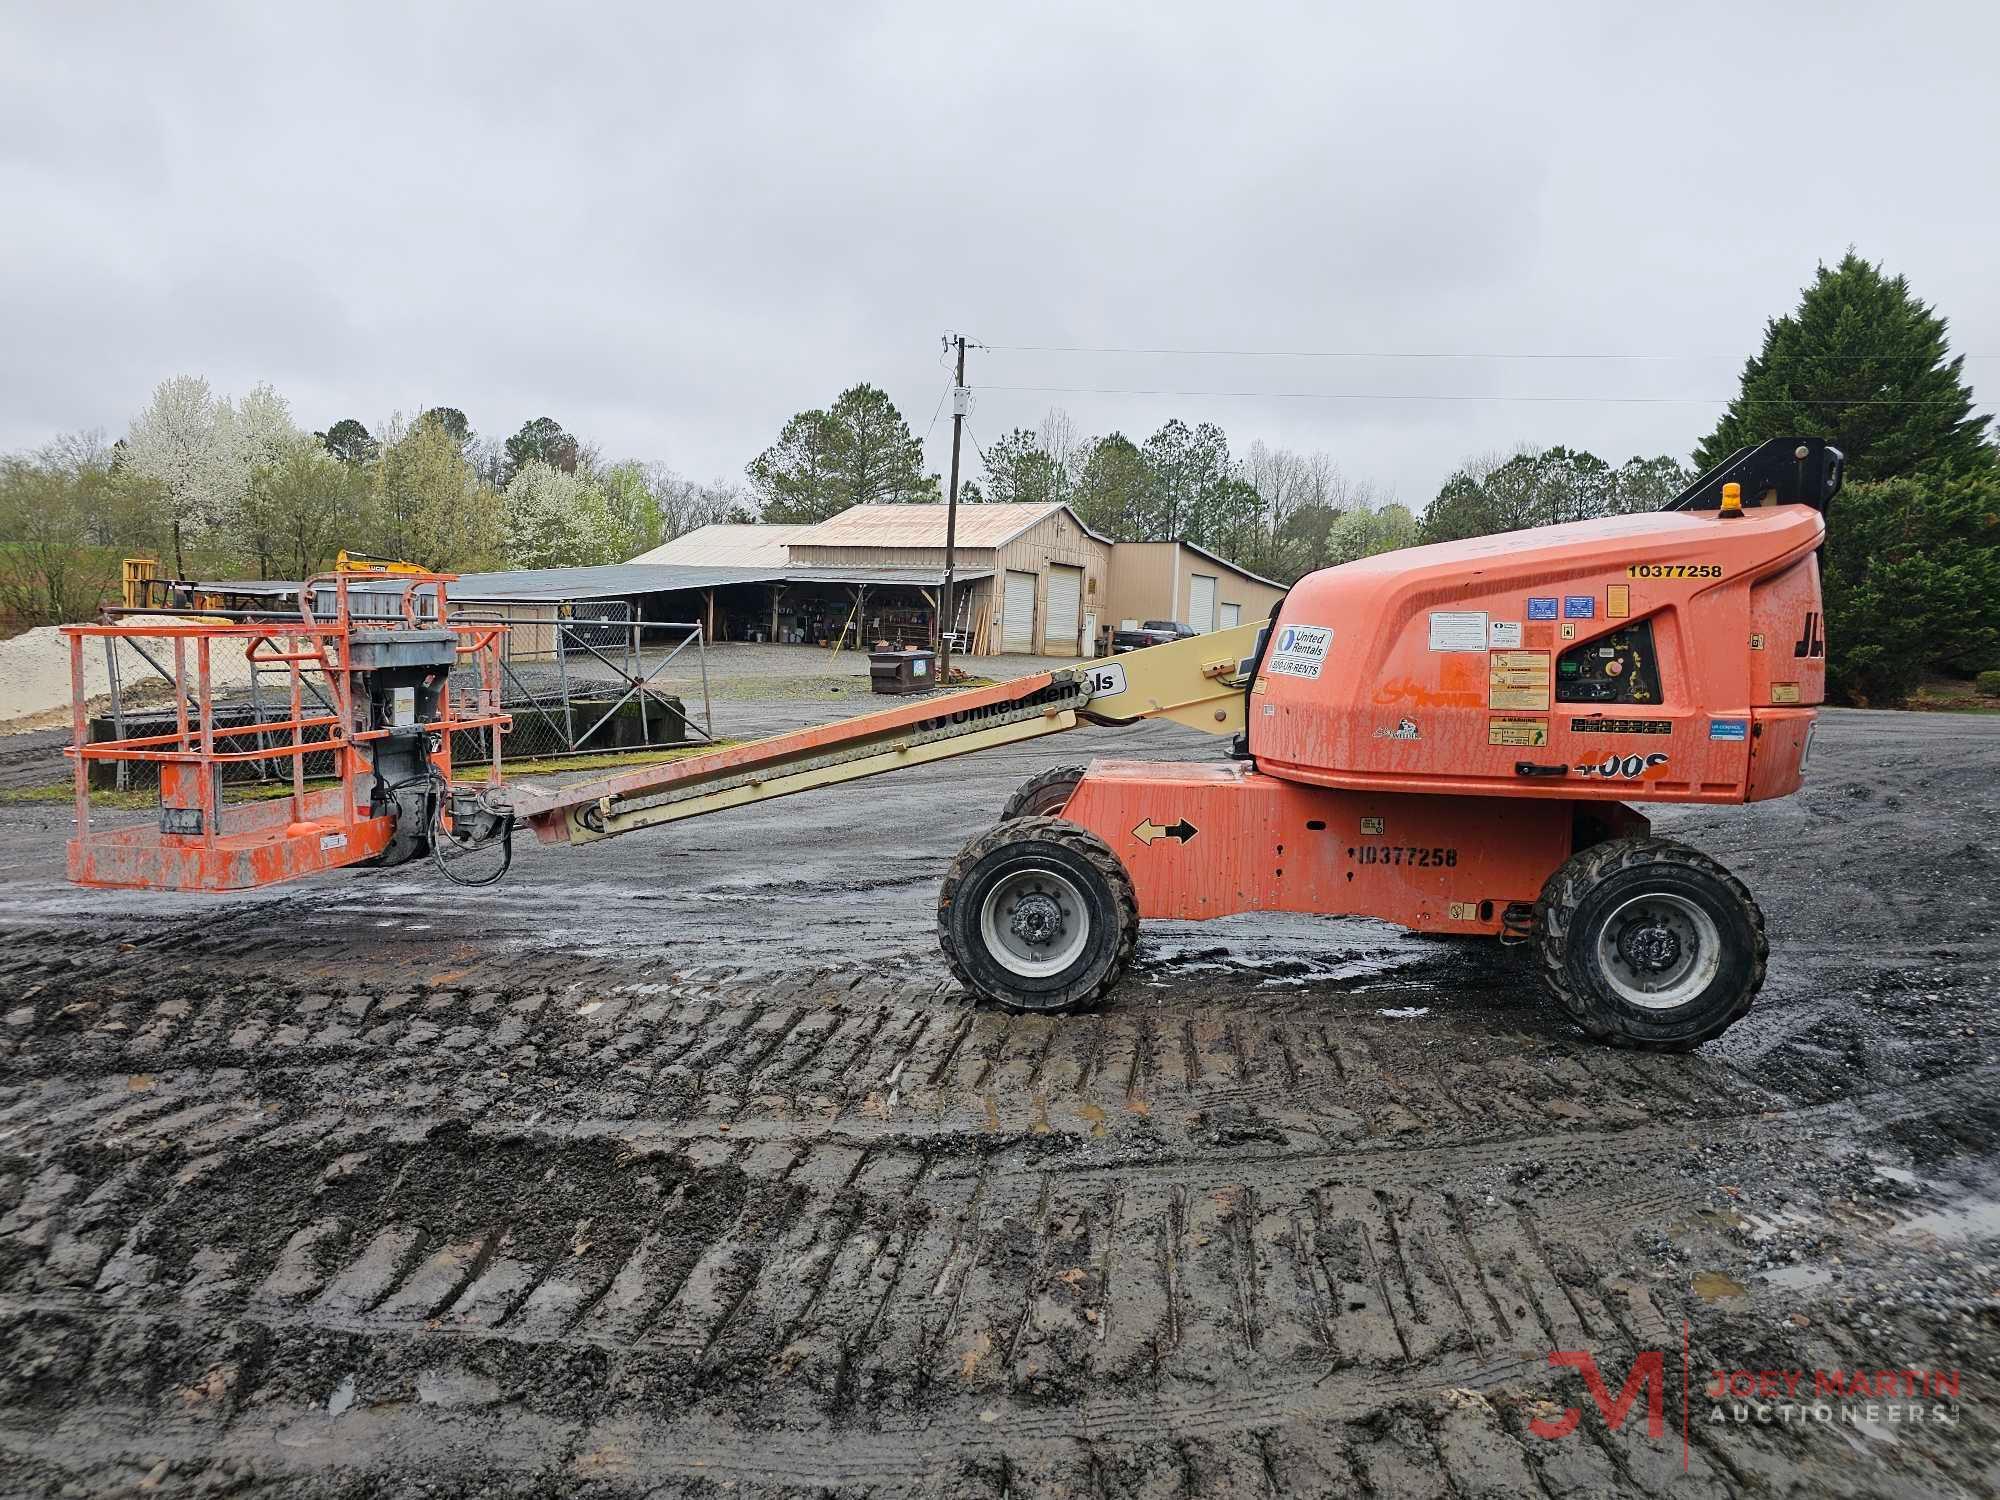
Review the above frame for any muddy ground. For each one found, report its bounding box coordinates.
[1,696,1997,1497]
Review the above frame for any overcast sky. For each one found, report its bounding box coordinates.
[4,1,1996,506]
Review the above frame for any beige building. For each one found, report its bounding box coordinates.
[1105,541,1287,635]
[785,502,1114,657]
[613,506,1283,656]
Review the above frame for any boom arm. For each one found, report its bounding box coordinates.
[504,624,1264,846]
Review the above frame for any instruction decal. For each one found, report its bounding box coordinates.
[319,832,347,852]
[1563,595,1596,620]
[1488,619,1522,649]
[1708,719,1749,742]
[1132,817,1198,846]
[1527,597,1559,620]
[1488,650,1552,712]
[1360,817,1385,835]
[1265,624,1333,679]
[1571,718,1671,736]
[1627,563,1724,580]
[1771,683,1802,704]
[1447,901,1479,921]
[1427,610,1489,652]
[1488,716,1549,747]
[1606,583,1631,619]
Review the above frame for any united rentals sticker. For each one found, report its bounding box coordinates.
[1265,624,1333,679]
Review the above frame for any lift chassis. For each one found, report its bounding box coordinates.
[63,439,1842,1050]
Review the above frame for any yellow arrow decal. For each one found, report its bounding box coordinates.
[1132,819,1167,845]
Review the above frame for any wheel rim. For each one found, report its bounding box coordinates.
[979,865,1091,978]
[1593,891,1721,1010]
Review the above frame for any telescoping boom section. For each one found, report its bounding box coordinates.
[501,626,1266,845]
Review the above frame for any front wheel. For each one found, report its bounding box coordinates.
[938,816,1138,1013]
[1534,837,1766,1051]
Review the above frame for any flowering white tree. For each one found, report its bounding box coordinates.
[235,382,301,473]
[123,375,239,575]
[123,375,303,575]
[502,459,614,569]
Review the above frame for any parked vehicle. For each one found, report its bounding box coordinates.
[1111,619,1198,652]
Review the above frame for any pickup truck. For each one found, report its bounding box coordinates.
[1110,619,1199,653]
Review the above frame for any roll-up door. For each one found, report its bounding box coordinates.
[1219,601,1240,629]
[1188,573,1218,633]
[1045,565,1083,655]
[1003,570,1037,653]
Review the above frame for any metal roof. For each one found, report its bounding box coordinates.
[443,563,790,601]
[196,560,995,605]
[1168,538,1285,591]
[627,523,817,568]
[788,501,1112,550]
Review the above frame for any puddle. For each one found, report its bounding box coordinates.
[1758,1262,1835,1291]
[1691,1270,1748,1302]
[1378,1006,1430,1020]
[1892,1197,2000,1241]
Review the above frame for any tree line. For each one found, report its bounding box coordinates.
[744,383,1428,580]
[0,390,752,623]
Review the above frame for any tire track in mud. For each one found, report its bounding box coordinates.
[4,904,1998,1496]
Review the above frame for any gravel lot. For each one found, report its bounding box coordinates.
[1,674,1996,1497]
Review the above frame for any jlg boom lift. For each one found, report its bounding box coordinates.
[63,437,1841,1049]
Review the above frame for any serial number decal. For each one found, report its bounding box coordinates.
[1575,752,1669,779]
[1570,718,1672,735]
[1357,846,1459,867]
[1626,563,1724,580]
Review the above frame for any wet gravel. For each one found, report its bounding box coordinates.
[0,704,1996,1496]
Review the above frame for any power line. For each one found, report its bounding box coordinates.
[973,384,1976,407]
[974,341,1998,362]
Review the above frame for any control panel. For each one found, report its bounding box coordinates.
[1556,620,1662,705]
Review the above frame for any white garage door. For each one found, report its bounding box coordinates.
[1188,573,1217,633]
[1045,565,1083,655]
[1003,570,1037,653]
[1219,601,1241,629]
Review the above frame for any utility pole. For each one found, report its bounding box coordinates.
[938,333,968,684]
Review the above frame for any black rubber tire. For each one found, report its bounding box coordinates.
[937,816,1138,1014]
[1000,765,1087,822]
[1534,836,1766,1051]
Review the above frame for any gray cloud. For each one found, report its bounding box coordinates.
[3,0,1995,502]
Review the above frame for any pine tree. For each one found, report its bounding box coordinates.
[1696,253,1992,481]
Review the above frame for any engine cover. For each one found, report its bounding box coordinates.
[1251,505,1825,805]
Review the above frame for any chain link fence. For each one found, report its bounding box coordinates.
[89,605,714,793]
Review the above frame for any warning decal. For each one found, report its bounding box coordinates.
[1489,717,1548,747]
[1488,650,1551,712]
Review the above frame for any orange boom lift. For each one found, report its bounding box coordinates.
[62,438,1841,1049]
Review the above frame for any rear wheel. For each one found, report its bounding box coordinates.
[1000,764,1087,821]
[938,816,1137,1013]
[1535,837,1765,1050]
